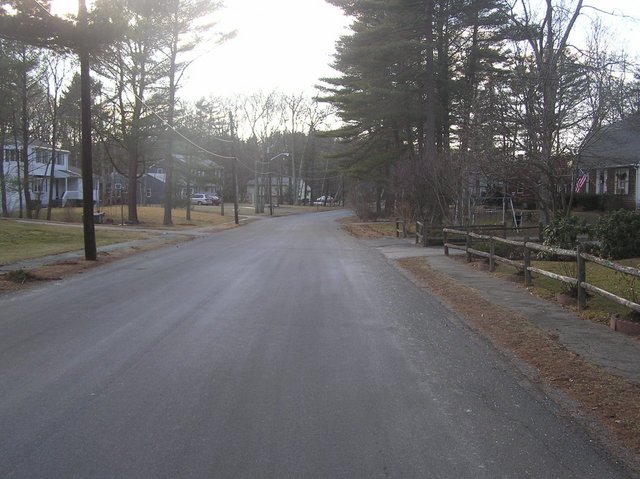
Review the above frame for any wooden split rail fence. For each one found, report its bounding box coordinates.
[442,227,640,314]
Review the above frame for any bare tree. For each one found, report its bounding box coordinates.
[43,54,71,220]
[158,0,231,226]
[506,0,585,222]
[238,91,284,213]
[94,0,169,224]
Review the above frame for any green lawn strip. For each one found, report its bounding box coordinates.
[0,222,151,264]
[534,258,640,320]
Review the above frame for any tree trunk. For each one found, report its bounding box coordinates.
[20,55,32,219]
[0,124,8,216]
[163,14,181,227]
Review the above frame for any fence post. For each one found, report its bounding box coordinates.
[466,231,472,262]
[577,245,586,311]
[396,218,400,238]
[443,230,449,256]
[489,237,496,272]
[524,236,532,287]
[538,222,544,243]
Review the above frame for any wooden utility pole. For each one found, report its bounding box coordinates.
[79,0,97,260]
[229,113,239,225]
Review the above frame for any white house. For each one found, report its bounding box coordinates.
[1,140,98,214]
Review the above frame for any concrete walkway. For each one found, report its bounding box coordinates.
[368,236,640,384]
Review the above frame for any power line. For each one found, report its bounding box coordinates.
[30,0,235,154]
[29,0,340,182]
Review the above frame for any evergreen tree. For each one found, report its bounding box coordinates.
[322,0,509,220]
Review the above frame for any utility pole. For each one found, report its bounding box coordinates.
[254,157,259,214]
[268,172,273,215]
[220,166,225,216]
[229,112,239,225]
[79,0,97,260]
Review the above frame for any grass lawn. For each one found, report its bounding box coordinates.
[0,220,153,264]
[46,205,234,228]
[1,204,238,264]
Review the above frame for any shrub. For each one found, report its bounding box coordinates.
[542,216,589,251]
[593,209,640,259]
[600,195,626,211]
[471,240,523,260]
[571,193,600,211]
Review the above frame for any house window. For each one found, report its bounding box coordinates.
[157,168,164,174]
[596,170,608,195]
[615,168,629,195]
[56,152,65,165]
[5,149,20,162]
[146,188,152,198]
[35,149,48,164]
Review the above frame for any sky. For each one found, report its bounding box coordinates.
[51,0,351,99]
[50,0,639,101]
[185,0,351,98]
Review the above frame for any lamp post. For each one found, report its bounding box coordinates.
[257,153,289,215]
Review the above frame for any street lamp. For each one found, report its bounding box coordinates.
[255,153,289,214]
[265,153,288,215]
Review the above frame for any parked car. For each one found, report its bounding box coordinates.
[190,193,213,205]
[209,195,221,206]
[313,195,334,206]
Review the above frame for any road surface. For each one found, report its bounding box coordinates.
[0,210,632,478]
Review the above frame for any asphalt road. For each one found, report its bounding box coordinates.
[0,210,633,478]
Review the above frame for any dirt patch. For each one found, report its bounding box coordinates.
[339,216,392,239]
[396,256,640,468]
[341,223,386,239]
[0,235,191,296]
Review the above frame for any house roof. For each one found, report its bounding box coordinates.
[53,169,81,179]
[170,154,223,170]
[4,139,70,153]
[580,115,640,168]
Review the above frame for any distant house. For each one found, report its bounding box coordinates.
[100,154,224,206]
[171,153,224,198]
[579,115,640,210]
[246,176,310,206]
[1,140,98,213]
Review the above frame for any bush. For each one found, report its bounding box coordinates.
[471,240,523,260]
[540,216,591,262]
[542,216,589,251]
[593,209,640,259]
[571,193,600,211]
[600,195,626,211]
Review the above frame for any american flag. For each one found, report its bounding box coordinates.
[575,169,588,193]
